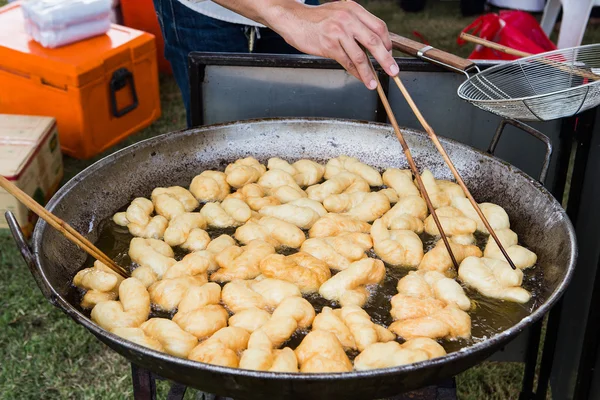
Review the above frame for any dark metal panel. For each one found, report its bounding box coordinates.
[550,107,600,400]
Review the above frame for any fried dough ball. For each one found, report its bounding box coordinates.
[258,169,307,203]
[371,219,424,267]
[260,252,331,294]
[161,236,235,280]
[188,326,250,367]
[323,191,391,222]
[458,256,531,303]
[173,304,229,339]
[170,283,228,339]
[74,260,125,309]
[211,240,276,282]
[318,258,385,307]
[129,238,177,286]
[239,330,299,372]
[300,233,372,271]
[391,271,471,324]
[227,183,280,211]
[312,306,395,352]
[221,278,302,313]
[389,305,471,340]
[424,206,477,237]
[113,198,169,239]
[306,172,370,202]
[418,240,482,275]
[228,307,272,333]
[483,229,537,269]
[452,197,510,234]
[148,276,207,311]
[295,330,353,373]
[419,170,465,209]
[354,338,446,370]
[235,216,305,249]
[91,278,150,330]
[250,297,315,348]
[382,168,420,198]
[258,198,326,229]
[268,157,325,187]
[379,188,399,204]
[163,212,208,248]
[200,198,252,228]
[224,157,267,188]
[380,195,427,233]
[308,213,371,238]
[151,186,199,220]
[325,155,383,186]
[189,171,230,202]
[112,318,199,358]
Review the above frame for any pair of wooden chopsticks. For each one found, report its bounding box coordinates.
[363,47,518,270]
[0,175,130,278]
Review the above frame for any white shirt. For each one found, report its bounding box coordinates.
[178,0,265,27]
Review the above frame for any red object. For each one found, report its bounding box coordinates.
[458,11,557,60]
[120,0,172,74]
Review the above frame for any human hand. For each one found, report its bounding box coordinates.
[265,0,399,89]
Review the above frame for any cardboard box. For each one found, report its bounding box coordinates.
[0,114,64,237]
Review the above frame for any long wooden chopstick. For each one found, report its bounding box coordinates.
[390,74,518,270]
[0,175,130,278]
[364,59,459,269]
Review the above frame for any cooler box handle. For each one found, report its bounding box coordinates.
[109,67,139,118]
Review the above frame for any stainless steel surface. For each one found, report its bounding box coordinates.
[16,118,576,400]
[457,45,600,121]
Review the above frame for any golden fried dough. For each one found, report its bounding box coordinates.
[418,240,482,275]
[382,168,420,198]
[200,198,252,228]
[300,233,372,271]
[458,256,531,303]
[371,219,424,267]
[268,157,325,187]
[423,206,477,237]
[318,258,385,307]
[258,169,307,203]
[325,155,383,186]
[235,216,305,249]
[452,197,510,234]
[239,330,299,372]
[484,228,537,269]
[221,278,301,313]
[323,191,390,222]
[74,260,125,309]
[152,186,199,220]
[113,198,168,239]
[129,238,176,286]
[308,213,371,238]
[295,330,353,373]
[190,171,230,202]
[306,172,370,202]
[227,183,280,211]
[225,157,266,188]
[91,278,150,330]
[211,240,276,282]
[188,327,250,367]
[419,170,465,209]
[259,199,326,229]
[259,252,331,294]
[163,212,207,248]
[354,338,446,370]
[312,306,395,351]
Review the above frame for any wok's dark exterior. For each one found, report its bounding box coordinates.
[10,119,577,400]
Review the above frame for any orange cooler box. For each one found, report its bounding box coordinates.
[0,3,161,159]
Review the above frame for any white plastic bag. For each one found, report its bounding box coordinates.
[21,0,111,48]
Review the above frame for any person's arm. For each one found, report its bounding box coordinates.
[210,0,398,89]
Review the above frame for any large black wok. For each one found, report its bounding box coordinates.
[8,118,576,400]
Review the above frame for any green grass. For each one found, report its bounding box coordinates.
[2,0,598,398]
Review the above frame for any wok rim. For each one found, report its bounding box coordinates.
[31,117,578,382]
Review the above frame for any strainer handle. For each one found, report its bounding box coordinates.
[487,119,552,183]
[390,33,476,76]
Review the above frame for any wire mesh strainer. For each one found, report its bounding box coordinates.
[391,34,600,122]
